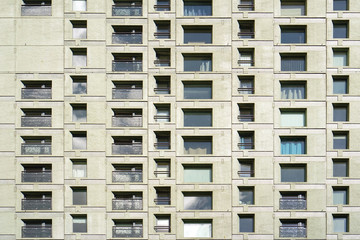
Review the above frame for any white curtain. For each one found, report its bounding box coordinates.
[184,223,211,237]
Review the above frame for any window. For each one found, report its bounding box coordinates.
[72,104,87,122]
[155,131,170,150]
[238,0,254,11]
[71,76,87,94]
[183,137,212,154]
[183,26,212,44]
[112,109,142,127]
[155,187,171,205]
[280,192,307,210]
[238,49,254,67]
[22,220,52,238]
[333,49,349,67]
[281,137,306,154]
[155,215,170,233]
[154,48,171,67]
[238,21,254,38]
[112,164,143,182]
[333,159,348,177]
[238,104,254,122]
[333,215,348,232]
[71,48,87,67]
[183,220,212,238]
[155,104,170,122]
[333,187,348,205]
[333,21,348,38]
[239,215,254,232]
[71,132,87,150]
[333,104,348,122]
[183,81,212,99]
[73,0,86,11]
[281,0,305,16]
[281,54,306,71]
[112,136,143,155]
[72,187,87,205]
[280,220,306,237]
[183,192,212,210]
[333,76,348,94]
[72,160,87,178]
[72,215,87,233]
[238,159,254,177]
[22,192,52,210]
[155,0,170,11]
[112,81,143,99]
[112,26,142,44]
[154,76,170,94]
[112,0,142,16]
[71,21,87,39]
[281,164,306,182]
[21,0,52,16]
[281,26,306,43]
[183,54,212,71]
[238,76,254,94]
[280,109,306,127]
[183,165,212,182]
[21,81,52,99]
[155,159,170,177]
[239,187,254,205]
[281,82,306,99]
[333,132,348,149]
[183,0,212,16]
[155,21,171,39]
[183,109,212,127]
[333,0,348,11]
[112,53,143,72]
[238,132,254,150]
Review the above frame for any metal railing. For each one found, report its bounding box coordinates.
[112,33,142,44]
[154,4,170,11]
[238,59,254,66]
[238,114,254,121]
[154,142,170,150]
[154,59,171,67]
[22,198,51,210]
[154,197,170,205]
[154,87,170,94]
[21,5,52,16]
[112,88,142,99]
[112,5,142,16]
[280,226,307,238]
[154,32,171,39]
[154,115,170,122]
[238,4,254,11]
[238,87,254,94]
[112,170,143,182]
[238,142,254,150]
[22,226,52,238]
[21,144,51,155]
[113,226,143,238]
[112,143,142,155]
[280,198,307,210]
[154,225,170,232]
[22,171,51,182]
[21,88,51,99]
[112,198,143,210]
[154,170,170,177]
[112,116,142,127]
[238,32,255,38]
[238,170,254,177]
[21,116,51,127]
[112,60,142,72]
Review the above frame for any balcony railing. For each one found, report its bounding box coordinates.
[238,170,254,177]
[154,170,170,177]
[113,226,143,238]
[112,5,142,16]
[112,88,142,99]
[154,115,170,122]
[112,170,143,182]
[21,144,51,155]
[112,60,142,72]
[112,116,142,127]
[21,88,52,99]
[238,142,254,150]
[21,116,51,127]
[154,4,170,11]
[154,87,170,94]
[238,59,254,66]
[238,114,254,122]
[22,226,52,238]
[22,171,51,182]
[280,198,307,210]
[238,4,254,11]
[112,143,142,155]
[238,32,255,38]
[154,59,171,67]
[280,226,307,238]
[154,197,171,205]
[112,33,142,44]
[22,199,52,210]
[154,142,171,150]
[238,87,254,94]
[154,32,171,39]
[112,198,143,210]
[154,226,170,232]
[21,5,52,16]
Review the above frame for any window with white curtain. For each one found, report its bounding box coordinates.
[280,110,306,127]
[281,137,306,155]
[183,165,212,182]
[183,137,212,154]
[72,20,87,39]
[183,221,212,237]
[73,0,87,11]
[72,160,87,178]
[333,215,348,232]
[72,48,87,67]
[281,55,306,71]
[281,82,306,99]
[333,49,348,67]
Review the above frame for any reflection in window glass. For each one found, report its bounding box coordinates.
[239,215,254,232]
[184,165,212,182]
[184,137,212,154]
[183,221,212,237]
[281,83,306,99]
[184,109,212,127]
[281,1,305,16]
[281,27,306,43]
[281,165,306,182]
[184,193,212,210]
[184,82,212,99]
[72,105,87,122]
[72,216,87,233]
[239,187,254,205]
[333,159,348,177]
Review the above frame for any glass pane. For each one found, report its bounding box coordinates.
[73,217,87,232]
[333,52,348,67]
[72,136,86,150]
[184,223,212,237]
[333,190,347,205]
[281,166,305,182]
[281,28,305,43]
[281,139,305,154]
[281,57,306,71]
[73,108,87,122]
[334,217,347,232]
[184,84,212,99]
[73,0,87,11]
[281,112,305,127]
[333,161,348,177]
[184,140,212,154]
[333,107,347,121]
[239,216,254,232]
[184,58,212,71]
[73,82,87,94]
[281,3,305,16]
[239,188,254,205]
[184,30,212,43]
[333,79,347,94]
[184,195,212,210]
[73,28,87,39]
[184,2,212,16]
[73,55,87,67]
[333,24,347,38]
[333,135,347,149]
[73,189,87,205]
[281,84,305,99]
[184,167,212,182]
[333,0,348,11]
[73,162,87,178]
[184,111,212,127]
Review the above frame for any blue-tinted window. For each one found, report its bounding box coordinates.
[281,27,306,43]
[333,132,348,149]
[184,26,212,44]
[184,0,212,16]
[333,21,348,38]
[281,137,306,154]
[184,54,212,71]
[333,77,348,94]
[183,137,212,154]
[184,109,212,127]
[281,55,306,71]
[239,215,254,232]
[333,0,348,11]
[183,82,212,99]
[281,165,306,182]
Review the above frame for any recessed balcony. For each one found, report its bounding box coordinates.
[22,198,51,210]
[21,88,52,99]
[112,170,143,182]
[22,226,52,238]
[113,226,143,238]
[22,171,51,182]
[112,198,143,210]
[21,4,52,16]
[21,116,51,127]
[21,143,51,155]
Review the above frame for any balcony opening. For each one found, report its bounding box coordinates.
[281,54,306,71]
[112,192,143,210]
[71,76,87,94]
[112,164,143,182]
[112,81,143,99]
[183,54,212,71]
[22,192,52,210]
[154,48,171,67]
[280,192,307,210]
[280,164,307,182]
[238,131,254,150]
[155,215,171,232]
[280,219,307,238]
[154,76,170,94]
[21,0,52,16]
[71,20,87,39]
[112,25,142,44]
[112,0,142,16]
[183,136,212,154]
[154,20,171,39]
[21,81,52,99]
[21,136,51,155]
[183,25,212,44]
[155,159,171,178]
[238,159,254,177]
[183,109,212,127]
[183,164,212,183]
[239,187,254,205]
[71,131,87,150]
[22,220,52,238]
[281,81,306,99]
[155,0,170,11]
[238,49,254,67]
[73,0,86,11]
[112,53,143,72]
[112,109,142,127]
[113,220,143,238]
[238,104,254,122]
[21,108,51,127]
[112,136,143,155]
[155,131,171,150]
[71,104,87,122]
[22,164,52,182]
[183,220,212,238]
[155,187,171,205]
[183,192,212,210]
[238,0,254,11]
[333,76,348,94]
[183,0,212,16]
[183,81,212,99]
[155,104,170,122]
[238,21,254,38]
[238,76,254,94]
[72,159,87,178]
[71,48,87,67]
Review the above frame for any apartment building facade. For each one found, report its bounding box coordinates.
[1,0,360,239]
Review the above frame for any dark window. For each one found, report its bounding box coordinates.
[238,104,254,122]
[333,104,348,122]
[238,0,254,11]
[155,131,170,150]
[155,187,171,205]
[183,26,212,44]
[72,215,87,233]
[281,26,306,43]
[155,21,171,39]
[71,104,87,122]
[333,159,348,177]
[333,21,348,38]
[333,0,348,11]
[183,0,212,16]
[183,137,212,154]
[155,76,170,94]
[333,132,348,149]
[281,55,306,71]
[72,187,87,205]
[238,20,254,38]
[183,81,212,99]
[155,104,170,122]
[183,192,212,210]
[281,164,306,182]
[155,0,170,11]
[281,82,306,99]
[112,53,143,72]
[239,215,254,232]
[183,109,212,127]
[183,54,212,71]
[333,76,348,94]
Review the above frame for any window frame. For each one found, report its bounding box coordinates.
[183,25,212,44]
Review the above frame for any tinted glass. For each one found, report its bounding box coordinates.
[333,216,348,232]
[281,28,306,43]
[184,83,212,99]
[333,134,347,149]
[184,194,212,210]
[184,28,212,43]
[281,56,306,71]
[333,79,348,94]
[239,188,254,205]
[333,189,347,205]
[239,216,254,232]
[184,110,212,126]
[333,160,348,177]
[184,57,212,71]
[333,0,348,11]
[281,166,306,182]
[333,106,348,121]
[73,82,87,94]
[184,1,212,16]
[184,140,212,154]
[73,188,87,205]
[333,23,348,38]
